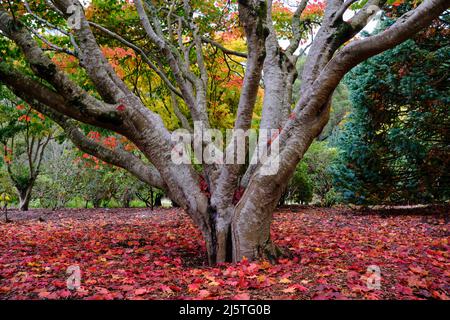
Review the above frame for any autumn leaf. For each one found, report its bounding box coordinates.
[198,290,211,298]
[187,283,200,292]
[232,293,250,300]
[279,278,292,284]
[134,288,147,296]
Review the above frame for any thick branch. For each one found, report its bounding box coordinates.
[0,10,118,119]
[51,0,128,103]
[44,107,166,190]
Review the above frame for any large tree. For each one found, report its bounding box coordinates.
[0,0,448,264]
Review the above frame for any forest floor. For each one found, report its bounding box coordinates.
[0,206,448,300]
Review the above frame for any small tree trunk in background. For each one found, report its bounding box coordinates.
[122,188,132,208]
[154,193,162,207]
[150,188,154,210]
[93,198,101,208]
[18,184,34,211]
[3,205,8,222]
[278,191,287,207]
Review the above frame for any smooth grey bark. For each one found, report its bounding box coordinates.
[231,0,449,261]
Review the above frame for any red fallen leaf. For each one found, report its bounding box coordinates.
[198,289,211,298]
[0,286,11,293]
[282,284,308,293]
[160,285,173,294]
[86,293,114,300]
[396,284,414,296]
[170,285,182,292]
[407,275,428,289]
[119,285,135,291]
[134,288,147,296]
[232,293,250,300]
[237,277,249,288]
[74,287,90,297]
[38,291,52,299]
[56,289,71,298]
[282,286,296,294]
[96,287,110,295]
[187,283,200,292]
[409,266,428,275]
[225,280,239,287]
[51,280,66,288]
[293,284,308,292]
[432,291,449,300]
[350,285,370,293]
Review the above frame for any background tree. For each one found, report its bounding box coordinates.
[0,90,56,210]
[333,9,450,204]
[281,161,313,205]
[303,141,338,204]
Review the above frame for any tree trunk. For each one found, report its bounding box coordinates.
[199,202,283,264]
[214,211,234,263]
[231,190,284,262]
[3,206,9,222]
[18,185,33,211]
[93,199,102,208]
[154,193,162,207]
[197,211,284,264]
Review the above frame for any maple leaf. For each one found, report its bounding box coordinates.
[56,290,72,299]
[198,290,211,298]
[116,104,126,112]
[279,277,292,284]
[160,285,173,294]
[396,284,414,296]
[256,275,267,283]
[282,284,308,294]
[282,286,297,294]
[187,283,200,292]
[407,276,427,289]
[409,266,428,276]
[232,293,250,300]
[134,288,147,296]
[432,291,449,300]
[38,291,53,299]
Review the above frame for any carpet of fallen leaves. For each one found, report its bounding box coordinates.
[0,206,448,300]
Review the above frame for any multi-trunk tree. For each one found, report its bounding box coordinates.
[0,0,448,264]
